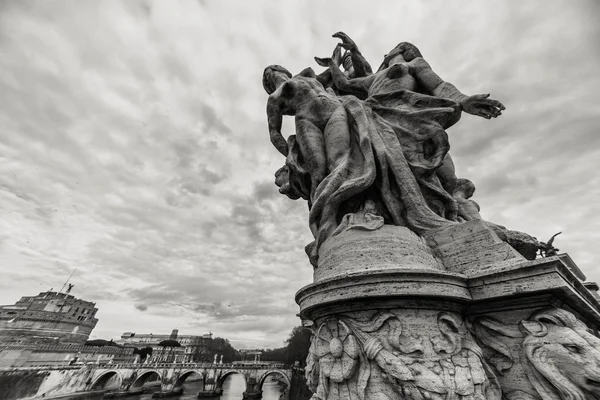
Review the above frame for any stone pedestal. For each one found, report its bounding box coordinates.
[466,256,600,400]
[296,220,600,400]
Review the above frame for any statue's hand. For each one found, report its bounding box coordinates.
[314,56,333,67]
[315,45,342,67]
[460,94,505,119]
[332,31,357,51]
[332,44,343,66]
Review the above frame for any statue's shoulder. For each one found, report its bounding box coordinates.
[409,57,430,70]
[295,67,316,79]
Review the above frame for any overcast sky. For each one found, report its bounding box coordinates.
[1,0,599,349]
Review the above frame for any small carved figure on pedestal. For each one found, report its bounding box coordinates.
[539,231,562,258]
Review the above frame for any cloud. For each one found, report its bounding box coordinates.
[0,0,599,349]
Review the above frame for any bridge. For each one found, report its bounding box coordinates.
[3,362,292,399]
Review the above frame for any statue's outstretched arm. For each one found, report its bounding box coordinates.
[267,97,288,157]
[350,51,373,78]
[412,58,505,119]
[314,57,373,97]
[411,58,467,103]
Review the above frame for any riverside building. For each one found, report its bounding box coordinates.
[0,289,98,346]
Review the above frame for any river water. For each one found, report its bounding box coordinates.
[115,374,286,400]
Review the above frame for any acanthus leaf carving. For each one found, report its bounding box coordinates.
[469,316,519,375]
[406,362,446,394]
[356,350,370,400]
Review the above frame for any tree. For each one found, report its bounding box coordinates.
[85,339,122,347]
[284,326,312,366]
[158,340,181,362]
[133,347,153,363]
[261,346,287,363]
[157,339,181,347]
[189,336,212,362]
[189,336,240,363]
[261,326,312,366]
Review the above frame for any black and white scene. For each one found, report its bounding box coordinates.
[1,1,600,399]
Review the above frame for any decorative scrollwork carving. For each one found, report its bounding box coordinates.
[307,311,500,400]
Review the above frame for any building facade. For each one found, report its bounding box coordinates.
[239,348,263,363]
[0,343,135,368]
[0,291,98,346]
[116,329,213,363]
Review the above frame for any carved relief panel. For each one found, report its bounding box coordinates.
[306,309,501,400]
[470,307,600,400]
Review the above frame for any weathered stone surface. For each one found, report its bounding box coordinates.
[467,256,600,322]
[464,255,600,399]
[0,364,292,399]
[585,282,600,302]
[297,270,471,320]
[264,33,505,266]
[424,219,524,275]
[316,224,443,281]
[305,310,500,400]
[452,178,542,260]
[296,222,600,399]
[469,308,600,399]
[265,31,600,400]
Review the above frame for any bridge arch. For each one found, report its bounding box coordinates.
[258,369,291,392]
[216,370,245,390]
[173,370,204,390]
[131,370,162,389]
[90,370,122,390]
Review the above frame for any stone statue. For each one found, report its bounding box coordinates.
[453,178,483,222]
[316,35,501,196]
[263,33,597,400]
[313,32,373,96]
[264,36,504,266]
[539,231,562,257]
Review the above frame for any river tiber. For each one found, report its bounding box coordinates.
[1,2,599,400]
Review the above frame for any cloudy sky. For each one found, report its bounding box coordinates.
[1,0,599,349]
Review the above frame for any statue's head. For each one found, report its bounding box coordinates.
[378,42,423,71]
[263,65,292,94]
[454,178,476,199]
[520,308,600,400]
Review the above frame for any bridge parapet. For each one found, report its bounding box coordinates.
[84,362,287,370]
[0,365,83,371]
[0,362,293,398]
